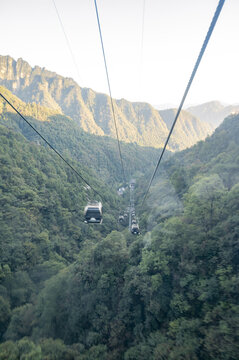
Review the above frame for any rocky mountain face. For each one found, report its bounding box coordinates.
[187,101,239,128]
[0,55,213,150]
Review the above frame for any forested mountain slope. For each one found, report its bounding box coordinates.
[0,86,160,186]
[0,110,238,359]
[0,55,212,150]
[139,112,239,225]
[0,122,130,358]
[0,123,124,267]
[159,108,213,150]
[166,112,239,188]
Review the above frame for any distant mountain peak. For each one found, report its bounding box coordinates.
[187,101,239,128]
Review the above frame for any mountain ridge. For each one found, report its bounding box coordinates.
[0,55,212,151]
[0,85,161,185]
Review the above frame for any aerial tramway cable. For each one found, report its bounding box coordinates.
[53,0,126,184]
[142,0,225,205]
[139,0,146,98]
[52,0,83,85]
[130,0,146,181]
[0,92,104,200]
[94,0,126,184]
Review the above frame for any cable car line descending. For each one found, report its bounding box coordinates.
[0,92,104,201]
[52,0,83,85]
[133,0,146,180]
[94,0,126,184]
[129,180,140,235]
[138,0,146,97]
[142,0,225,206]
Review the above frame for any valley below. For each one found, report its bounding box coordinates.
[0,55,239,360]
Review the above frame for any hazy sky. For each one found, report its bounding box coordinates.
[1,0,238,107]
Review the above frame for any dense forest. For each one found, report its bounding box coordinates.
[0,83,239,359]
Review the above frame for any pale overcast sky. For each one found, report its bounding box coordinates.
[0,0,238,107]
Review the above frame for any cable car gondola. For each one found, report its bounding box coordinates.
[131,223,140,235]
[118,211,129,226]
[118,214,125,224]
[84,201,102,224]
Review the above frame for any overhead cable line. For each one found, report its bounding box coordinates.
[52,0,83,85]
[132,0,146,181]
[94,0,126,184]
[0,92,104,199]
[142,0,225,205]
[139,0,146,96]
